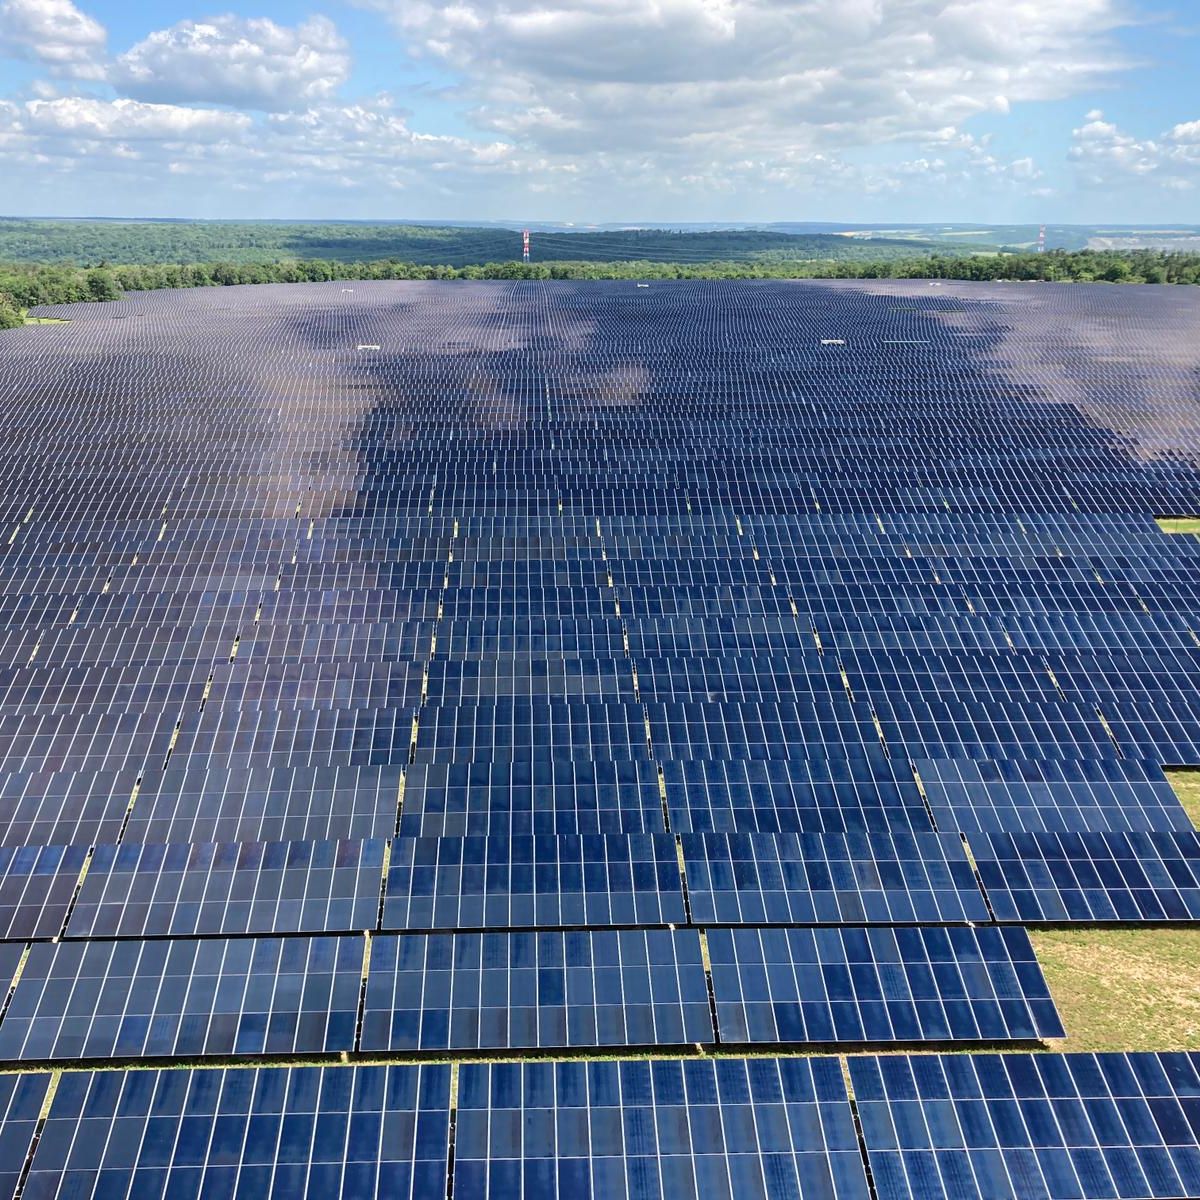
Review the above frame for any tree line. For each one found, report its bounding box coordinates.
[0,220,944,267]
[3,249,1199,328]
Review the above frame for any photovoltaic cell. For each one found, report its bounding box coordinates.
[362,929,713,1051]
[396,761,665,837]
[0,842,87,939]
[0,1072,52,1198]
[661,753,931,834]
[121,763,405,844]
[707,925,1064,1045]
[913,755,1193,834]
[849,1051,1200,1200]
[454,1056,871,1200]
[0,940,24,992]
[0,768,137,849]
[65,836,386,938]
[23,1063,451,1200]
[970,830,1200,922]
[0,935,363,1061]
[382,834,686,930]
[680,831,990,924]
[0,279,1199,1190]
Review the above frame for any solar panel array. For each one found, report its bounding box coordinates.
[850,1051,1200,1200]
[0,278,1197,1196]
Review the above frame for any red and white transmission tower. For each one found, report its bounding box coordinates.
[1037,225,1046,254]
[522,229,531,262]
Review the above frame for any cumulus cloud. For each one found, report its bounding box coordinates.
[15,95,250,140]
[1070,111,1200,189]
[112,14,350,111]
[0,90,539,202]
[0,0,106,78]
[0,0,1169,216]
[358,0,1134,176]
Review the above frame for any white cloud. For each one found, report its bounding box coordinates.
[0,91,539,200]
[1070,110,1200,189]
[358,0,1134,180]
[0,96,250,152]
[0,0,105,79]
[0,0,1169,217]
[112,15,350,111]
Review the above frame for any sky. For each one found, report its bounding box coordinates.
[0,0,1197,222]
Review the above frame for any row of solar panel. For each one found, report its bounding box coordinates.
[5,570,1197,611]
[4,758,1186,855]
[2,828,1197,941]
[2,643,1182,686]
[11,693,1200,756]
[4,1051,1199,1199]
[2,701,1198,785]
[4,560,1189,602]
[0,925,1062,1061]
[7,483,1194,513]
[4,508,1192,549]
[7,616,1196,678]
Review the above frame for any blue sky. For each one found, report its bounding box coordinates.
[0,0,1196,222]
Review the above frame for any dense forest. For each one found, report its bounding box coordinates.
[2,249,1198,328]
[0,220,950,267]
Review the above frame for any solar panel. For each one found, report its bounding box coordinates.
[0,842,87,939]
[23,1064,451,1200]
[680,831,990,924]
[0,936,364,1061]
[0,768,138,849]
[65,837,387,938]
[396,761,665,837]
[708,925,1064,1045]
[2,277,1200,1189]
[454,1057,871,1200]
[120,763,405,844]
[382,834,686,930]
[0,1072,50,1199]
[913,754,1194,834]
[849,1051,1200,1200]
[362,929,713,1051]
[661,752,932,834]
[0,940,25,992]
[970,830,1200,922]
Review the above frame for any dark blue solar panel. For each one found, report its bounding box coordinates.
[455,1057,871,1200]
[362,929,713,1051]
[0,936,363,1061]
[382,834,686,929]
[849,1051,1200,1200]
[22,1064,451,1200]
[971,830,1200,921]
[708,925,1064,1044]
[0,767,136,849]
[65,837,387,938]
[661,752,931,834]
[914,755,1194,834]
[0,279,1199,1183]
[121,763,406,844]
[396,761,665,837]
[0,940,24,993]
[0,842,87,939]
[680,831,990,924]
[0,1072,50,1198]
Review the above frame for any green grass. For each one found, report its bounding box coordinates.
[1156,517,1200,535]
[1032,928,1200,1052]
[1166,769,1200,828]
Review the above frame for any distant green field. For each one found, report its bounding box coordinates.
[0,219,950,267]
